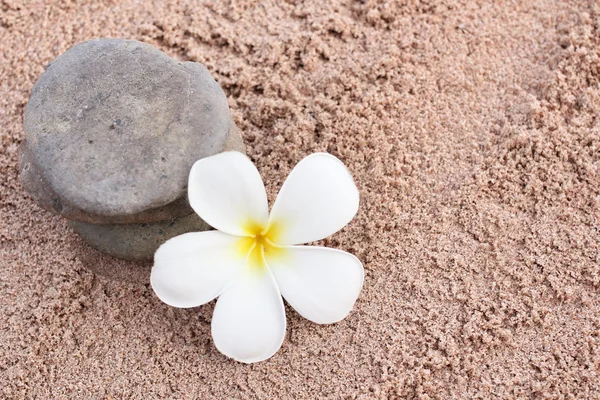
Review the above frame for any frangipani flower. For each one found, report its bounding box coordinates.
[150,152,364,363]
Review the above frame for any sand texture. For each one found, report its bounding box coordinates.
[2,0,600,398]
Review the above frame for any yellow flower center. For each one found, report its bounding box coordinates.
[236,219,287,272]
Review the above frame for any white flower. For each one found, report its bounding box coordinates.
[150,152,364,363]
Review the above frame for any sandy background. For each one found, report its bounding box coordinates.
[2,0,600,398]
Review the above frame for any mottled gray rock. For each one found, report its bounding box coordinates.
[20,38,244,224]
[70,213,211,261]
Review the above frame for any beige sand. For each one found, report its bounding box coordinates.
[2,0,600,398]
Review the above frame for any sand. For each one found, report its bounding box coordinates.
[2,0,600,398]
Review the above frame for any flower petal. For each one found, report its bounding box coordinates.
[267,153,359,245]
[211,265,286,363]
[188,152,269,237]
[151,231,246,308]
[266,246,364,324]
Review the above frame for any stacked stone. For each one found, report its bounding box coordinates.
[19,39,244,260]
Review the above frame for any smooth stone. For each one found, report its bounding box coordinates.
[70,213,212,261]
[20,38,242,224]
[20,117,244,224]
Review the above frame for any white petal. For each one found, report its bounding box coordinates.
[268,153,359,245]
[266,246,364,324]
[188,152,269,237]
[151,231,247,308]
[211,265,286,363]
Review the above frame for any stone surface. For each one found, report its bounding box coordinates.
[70,213,211,261]
[20,38,244,224]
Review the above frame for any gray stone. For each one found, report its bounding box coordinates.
[20,38,244,224]
[70,213,212,261]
